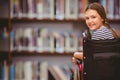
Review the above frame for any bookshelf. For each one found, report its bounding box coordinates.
[0,0,120,80]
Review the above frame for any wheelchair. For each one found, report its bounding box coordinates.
[78,38,120,80]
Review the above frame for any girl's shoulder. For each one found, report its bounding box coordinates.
[92,26,115,40]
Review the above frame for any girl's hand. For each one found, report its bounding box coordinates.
[72,52,83,65]
[74,52,83,60]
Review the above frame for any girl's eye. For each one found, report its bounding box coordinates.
[91,16,96,18]
[85,17,89,20]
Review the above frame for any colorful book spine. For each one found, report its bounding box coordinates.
[10,64,15,80]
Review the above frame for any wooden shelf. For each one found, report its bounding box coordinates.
[0,51,8,56]
[0,51,8,62]
[0,18,9,27]
[11,51,73,57]
[109,19,120,23]
[11,18,85,23]
[11,18,120,24]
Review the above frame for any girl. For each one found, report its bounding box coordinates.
[72,2,118,64]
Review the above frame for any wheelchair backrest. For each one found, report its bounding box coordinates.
[83,38,120,80]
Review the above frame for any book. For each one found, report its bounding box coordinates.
[19,0,28,18]
[106,0,114,19]
[69,33,78,52]
[15,61,24,80]
[42,0,54,19]
[65,0,78,19]
[10,0,21,18]
[10,64,15,80]
[55,0,65,20]
[23,28,33,51]
[64,32,79,52]
[15,28,24,51]
[54,65,70,80]
[23,61,33,80]
[53,32,64,53]
[36,36,43,52]
[0,63,2,79]
[10,30,15,51]
[27,0,37,18]
[49,32,55,53]
[40,28,50,52]
[64,32,70,52]
[61,66,73,80]
[48,65,61,80]
[40,62,48,80]
[78,0,88,18]
[32,61,38,80]
[114,0,119,19]
[36,0,43,19]
[1,61,9,80]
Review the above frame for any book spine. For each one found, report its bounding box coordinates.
[10,64,15,80]
[1,64,4,80]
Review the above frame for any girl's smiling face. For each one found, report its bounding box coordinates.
[85,9,104,30]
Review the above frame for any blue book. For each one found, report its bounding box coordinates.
[1,64,4,80]
[0,64,2,80]
[10,64,15,80]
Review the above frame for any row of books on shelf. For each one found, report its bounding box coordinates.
[0,60,80,80]
[11,0,120,20]
[10,28,83,53]
[11,0,88,19]
[100,0,120,19]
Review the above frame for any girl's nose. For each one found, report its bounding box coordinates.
[88,18,92,23]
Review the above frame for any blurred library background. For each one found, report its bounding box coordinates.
[0,0,120,80]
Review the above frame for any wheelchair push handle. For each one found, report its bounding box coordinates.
[76,58,82,65]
